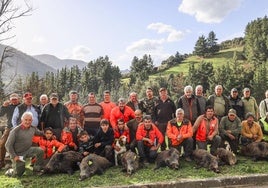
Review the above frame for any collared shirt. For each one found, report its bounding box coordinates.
[12,106,39,127]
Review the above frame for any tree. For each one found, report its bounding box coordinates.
[193,35,207,57]
[0,0,32,42]
[207,31,219,56]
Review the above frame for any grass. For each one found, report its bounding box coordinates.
[1,155,268,188]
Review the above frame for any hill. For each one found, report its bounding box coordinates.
[0,44,56,82]
[34,54,87,70]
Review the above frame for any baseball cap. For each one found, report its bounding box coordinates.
[69,90,78,95]
[243,87,250,92]
[159,87,166,92]
[50,93,59,99]
[228,109,236,115]
[231,88,238,92]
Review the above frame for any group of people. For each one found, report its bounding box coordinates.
[0,85,267,177]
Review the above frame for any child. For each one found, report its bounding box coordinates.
[78,131,94,157]
[32,127,66,164]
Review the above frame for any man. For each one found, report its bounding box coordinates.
[242,87,259,120]
[126,109,143,152]
[40,93,70,140]
[193,106,221,155]
[228,88,244,120]
[207,85,231,121]
[126,92,141,111]
[260,112,268,141]
[259,90,268,119]
[136,115,164,164]
[195,85,206,115]
[110,98,135,130]
[99,90,116,121]
[5,112,44,177]
[219,109,241,153]
[241,112,263,145]
[12,92,40,128]
[176,85,200,125]
[38,94,48,112]
[166,108,193,162]
[0,93,20,169]
[154,87,176,151]
[83,92,104,136]
[139,87,158,119]
[64,90,84,127]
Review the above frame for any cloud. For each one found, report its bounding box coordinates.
[147,22,185,42]
[126,38,165,53]
[71,45,91,61]
[178,0,242,23]
[32,36,46,44]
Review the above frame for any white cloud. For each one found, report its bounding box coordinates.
[71,45,91,61]
[178,0,242,23]
[147,23,174,33]
[32,36,46,44]
[126,38,165,53]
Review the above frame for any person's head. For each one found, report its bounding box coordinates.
[205,106,214,119]
[117,119,125,130]
[228,109,237,121]
[134,109,143,122]
[245,112,255,124]
[230,88,238,98]
[39,94,48,105]
[129,92,138,102]
[243,88,251,97]
[23,92,33,106]
[159,87,168,99]
[118,98,126,110]
[184,85,193,98]
[68,117,78,131]
[100,119,110,133]
[69,90,79,103]
[146,87,154,99]
[21,111,33,128]
[143,115,152,130]
[195,85,203,96]
[215,85,223,96]
[44,127,54,140]
[176,108,184,120]
[265,90,268,99]
[9,93,20,105]
[50,93,59,106]
[103,90,111,102]
[88,92,96,104]
[79,131,90,143]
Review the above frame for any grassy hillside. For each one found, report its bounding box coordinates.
[152,46,244,78]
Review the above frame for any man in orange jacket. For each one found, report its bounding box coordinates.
[166,108,193,162]
[136,115,163,164]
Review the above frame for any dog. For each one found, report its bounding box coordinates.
[114,135,127,166]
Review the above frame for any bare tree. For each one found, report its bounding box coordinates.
[0,0,32,42]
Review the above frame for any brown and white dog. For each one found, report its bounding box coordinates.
[114,135,127,166]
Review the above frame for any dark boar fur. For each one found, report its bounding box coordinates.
[121,150,139,175]
[240,141,268,161]
[193,149,220,173]
[79,153,112,181]
[44,151,83,175]
[154,148,180,170]
[215,148,237,166]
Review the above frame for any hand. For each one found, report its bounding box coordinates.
[228,134,235,140]
[83,151,89,156]
[95,143,101,148]
[114,145,120,151]
[74,145,78,151]
[14,156,20,162]
[207,135,213,141]
[3,100,10,107]
[177,134,182,141]
[150,146,158,151]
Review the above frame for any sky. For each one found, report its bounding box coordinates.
[4,0,268,70]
